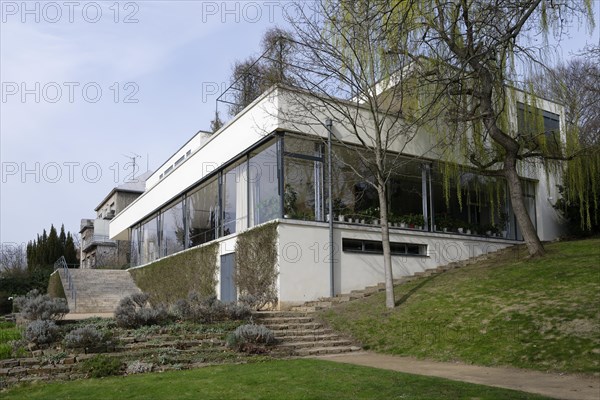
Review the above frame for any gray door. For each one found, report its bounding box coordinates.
[220,253,237,303]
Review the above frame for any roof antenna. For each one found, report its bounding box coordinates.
[122,153,141,182]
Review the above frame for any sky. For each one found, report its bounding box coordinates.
[0,1,598,249]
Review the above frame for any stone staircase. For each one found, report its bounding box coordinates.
[253,312,362,356]
[290,246,517,312]
[58,269,141,314]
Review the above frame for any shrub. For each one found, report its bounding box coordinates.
[226,324,275,353]
[172,293,227,323]
[114,293,169,328]
[13,289,69,321]
[238,294,260,309]
[172,293,252,322]
[24,320,60,346]
[126,360,153,374]
[226,303,252,321]
[64,325,113,353]
[80,354,123,378]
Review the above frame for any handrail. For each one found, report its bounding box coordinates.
[54,256,76,312]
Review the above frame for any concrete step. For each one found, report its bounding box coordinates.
[253,311,311,319]
[255,311,360,356]
[58,269,141,314]
[266,322,325,331]
[296,345,362,356]
[279,339,353,349]
[275,333,340,342]
[256,316,315,324]
[289,306,328,312]
[274,329,336,339]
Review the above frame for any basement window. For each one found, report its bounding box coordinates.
[342,239,426,256]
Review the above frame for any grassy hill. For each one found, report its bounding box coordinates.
[321,238,600,374]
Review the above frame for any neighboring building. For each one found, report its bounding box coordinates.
[109,85,566,308]
[80,171,152,268]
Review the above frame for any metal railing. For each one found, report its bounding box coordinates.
[54,256,76,311]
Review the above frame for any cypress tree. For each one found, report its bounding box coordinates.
[46,225,60,265]
[64,233,78,266]
[59,224,67,249]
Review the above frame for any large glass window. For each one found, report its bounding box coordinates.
[517,102,561,155]
[161,198,185,257]
[222,160,248,235]
[431,163,509,234]
[284,136,324,221]
[130,225,140,266]
[388,158,424,221]
[140,215,159,265]
[188,177,219,247]
[249,141,281,226]
[329,144,378,219]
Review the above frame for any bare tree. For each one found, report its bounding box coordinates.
[0,243,27,273]
[277,1,445,308]
[529,57,599,146]
[225,28,297,117]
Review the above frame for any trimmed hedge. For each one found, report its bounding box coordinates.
[129,243,219,305]
[235,222,278,309]
[47,271,66,300]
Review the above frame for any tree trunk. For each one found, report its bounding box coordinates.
[504,162,546,257]
[475,69,546,258]
[377,185,396,308]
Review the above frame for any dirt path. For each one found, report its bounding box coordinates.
[313,352,600,400]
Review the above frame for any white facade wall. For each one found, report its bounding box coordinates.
[145,131,213,190]
[276,220,518,309]
[110,90,280,240]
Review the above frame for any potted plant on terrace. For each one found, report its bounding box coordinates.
[436,215,452,232]
[498,212,509,238]
[408,214,425,229]
[363,207,380,225]
[333,198,348,222]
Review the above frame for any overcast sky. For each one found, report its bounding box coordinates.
[0,1,598,248]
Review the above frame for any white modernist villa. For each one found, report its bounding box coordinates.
[109,85,566,309]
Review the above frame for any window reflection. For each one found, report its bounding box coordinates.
[187,177,219,247]
[249,142,281,225]
[140,216,159,265]
[222,161,248,236]
[161,199,185,257]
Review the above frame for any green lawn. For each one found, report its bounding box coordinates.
[2,359,552,400]
[321,238,600,374]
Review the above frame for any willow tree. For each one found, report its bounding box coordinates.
[278,1,445,308]
[354,0,596,257]
[529,56,600,233]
